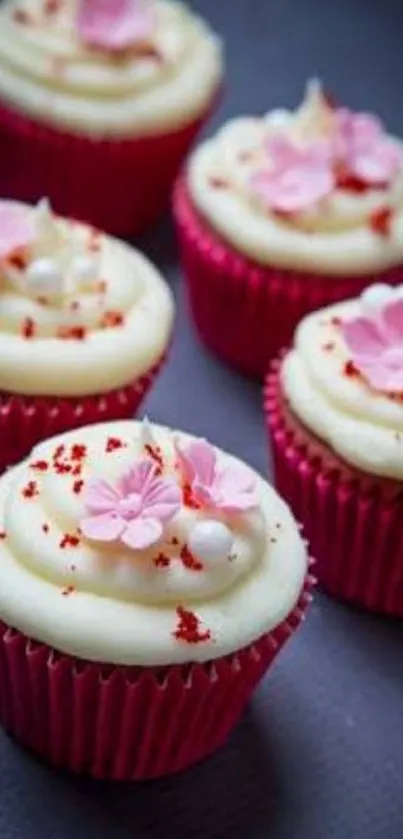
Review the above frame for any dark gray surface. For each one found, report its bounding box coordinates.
[2,0,403,837]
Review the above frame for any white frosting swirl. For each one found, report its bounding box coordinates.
[0,200,173,396]
[0,421,308,665]
[188,82,403,275]
[0,0,222,137]
[282,290,403,480]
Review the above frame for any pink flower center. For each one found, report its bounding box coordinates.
[118,492,142,519]
[383,347,403,368]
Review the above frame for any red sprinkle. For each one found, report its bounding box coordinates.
[180,544,203,572]
[0,531,7,540]
[42,523,49,534]
[336,172,369,193]
[330,316,342,327]
[54,462,72,475]
[323,91,337,110]
[154,552,171,568]
[53,444,65,461]
[100,311,124,328]
[70,444,87,461]
[8,252,27,270]
[106,436,126,453]
[144,444,164,476]
[70,300,80,311]
[58,325,87,340]
[208,176,229,189]
[173,607,211,644]
[21,317,36,339]
[22,480,39,499]
[171,537,179,545]
[60,533,80,549]
[97,280,107,294]
[344,360,360,377]
[182,483,200,509]
[12,8,31,24]
[31,460,48,471]
[61,585,75,597]
[369,206,393,237]
[44,0,62,15]
[72,479,84,495]
[323,341,335,352]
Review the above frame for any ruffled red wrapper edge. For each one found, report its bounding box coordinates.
[0,572,314,779]
[264,359,403,616]
[173,179,403,379]
[0,96,219,238]
[0,354,166,472]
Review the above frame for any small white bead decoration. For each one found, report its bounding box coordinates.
[361,284,394,316]
[72,255,98,285]
[26,258,64,296]
[188,521,233,563]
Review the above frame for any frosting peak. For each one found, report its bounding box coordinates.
[0,420,308,664]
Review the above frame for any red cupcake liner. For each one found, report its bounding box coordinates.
[264,360,403,616]
[173,179,403,379]
[0,354,166,473]
[0,95,218,238]
[0,572,314,779]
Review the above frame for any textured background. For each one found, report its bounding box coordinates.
[2,0,403,836]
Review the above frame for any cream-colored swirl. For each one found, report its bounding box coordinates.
[188,83,403,274]
[0,200,174,396]
[0,0,222,137]
[282,294,403,479]
[0,421,308,665]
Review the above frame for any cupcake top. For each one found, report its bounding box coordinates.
[0,419,308,665]
[0,0,222,137]
[0,199,173,397]
[188,80,403,275]
[282,283,403,480]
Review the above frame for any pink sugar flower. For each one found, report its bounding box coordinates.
[249,134,334,213]
[0,202,34,260]
[334,108,402,186]
[176,439,258,513]
[81,459,180,550]
[342,297,403,392]
[77,0,155,52]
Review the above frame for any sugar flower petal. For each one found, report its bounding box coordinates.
[77,0,154,52]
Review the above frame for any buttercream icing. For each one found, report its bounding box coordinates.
[282,284,403,479]
[0,0,222,137]
[188,80,403,275]
[0,199,173,396]
[0,419,308,665]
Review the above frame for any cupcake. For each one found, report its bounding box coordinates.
[265,282,403,615]
[0,198,173,471]
[0,417,312,778]
[0,0,222,237]
[174,80,403,378]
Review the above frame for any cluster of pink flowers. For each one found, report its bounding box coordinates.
[250,108,401,214]
[342,296,403,394]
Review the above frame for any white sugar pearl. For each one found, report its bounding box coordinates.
[26,258,63,295]
[361,284,394,315]
[72,255,97,284]
[188,521,233,563]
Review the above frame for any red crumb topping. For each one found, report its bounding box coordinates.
[22,480,39,499]
[182,483,200,509]
[100,311,124,328]
[208,176,229,189]
[31,460,48,471]
[0,531,7,540]
[330,316,342,327]
[154,552,171,568]
[44,0,62,15]
[54,462,72,475]
[72,479,84,495]
[106,436,126,453]
[21,317,36,339]
[344,360,360,377]
[323,341,335,352]
[72,463,82,476]
[71,444,87,461]
[42,523,49,533]
[58,325,87,340]
[369,206,393,237]
[171,537,179,545]
[61,585,75,597]
[12,8,31,24]
[60,533,80,549]
[53,444,65,461]
[144,444,164,475]
[336,172,369,193]
[180,544,203,572]
[173,607,211,644]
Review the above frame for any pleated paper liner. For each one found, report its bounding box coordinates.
[264,359,403,616]
[0,96,218,238]
[0,354,166,473]
[0,572,314,780]
[173,178,403,379]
